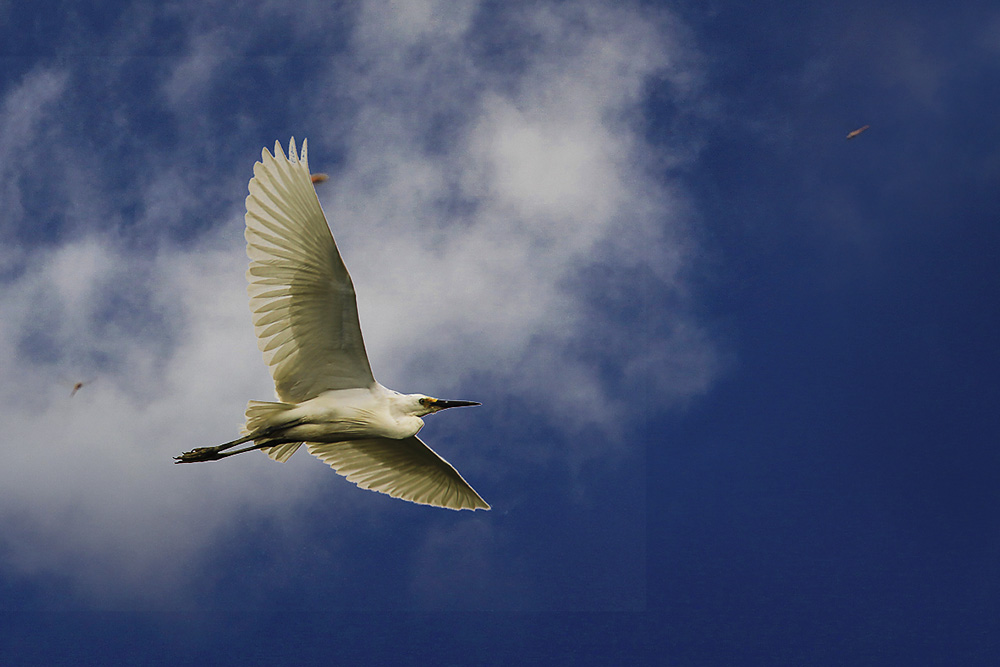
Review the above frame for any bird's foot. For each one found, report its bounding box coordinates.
[174,447,222,464]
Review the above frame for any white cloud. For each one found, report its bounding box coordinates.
[0,235,320,604]
[315,0,714,430]
[0,68,69,256]
[355,0,477,48]
[0,68,67,154]
[161,29,236,110]
[0,0,715,607]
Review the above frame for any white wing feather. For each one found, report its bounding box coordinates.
[245,138,375,401]
[307,437,491,511]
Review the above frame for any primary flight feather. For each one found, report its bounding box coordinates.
[176,138,489,511]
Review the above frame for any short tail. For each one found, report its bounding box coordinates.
[242,400,304,463]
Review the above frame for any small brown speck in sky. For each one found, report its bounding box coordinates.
[846,125,871,140]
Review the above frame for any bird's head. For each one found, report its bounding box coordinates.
[414,395,481,417]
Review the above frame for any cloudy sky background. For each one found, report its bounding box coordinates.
[1,0,712,609]
[2,0,1000,663]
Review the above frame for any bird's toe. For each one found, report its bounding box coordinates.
[174,447,219,463]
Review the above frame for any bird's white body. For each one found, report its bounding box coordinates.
[177,138,489,511]
[256,385,427,443]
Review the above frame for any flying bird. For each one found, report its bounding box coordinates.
[846,125,870,140]
[310,173,329,184]
[70,381,88,397]
[175,138,490,511]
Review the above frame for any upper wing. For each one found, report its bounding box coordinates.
[306,436,490,511]
[245,138,375,402]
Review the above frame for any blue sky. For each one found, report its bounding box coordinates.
[2,0,999,663]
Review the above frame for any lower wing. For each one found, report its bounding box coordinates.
[306,436,490,511]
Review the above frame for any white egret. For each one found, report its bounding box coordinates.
[176,138,490,511]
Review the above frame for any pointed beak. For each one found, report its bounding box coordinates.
[431,399,481,410]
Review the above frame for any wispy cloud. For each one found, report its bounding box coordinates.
[0,0,713,608]
[313,1,714,426]
[0,68,69,262]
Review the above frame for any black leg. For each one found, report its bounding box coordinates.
[174,418,305,464]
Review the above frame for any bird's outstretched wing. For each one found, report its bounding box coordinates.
[245,138,375,401]
[306,437,491,511]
